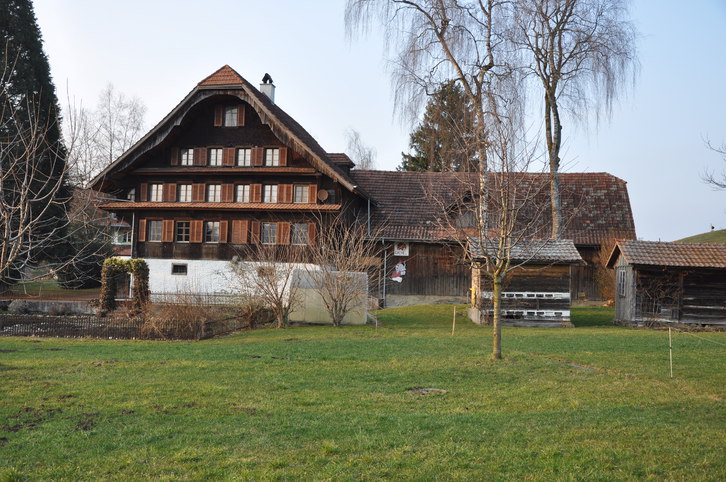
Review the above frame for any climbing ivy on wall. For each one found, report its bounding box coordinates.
[99,258,150,313]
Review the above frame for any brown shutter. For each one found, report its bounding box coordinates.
[307,223,316,246]
[279,184,293,204]
[192,184,205,202]
[138,219,146,242]
[279,147,288,167]
[231,220,249,244]
[308,185,317,204]
[278,222,291,245]
[214,105,223,126]
[251,184,262,203]
[191,220,203,243]
[250,221,261,244]
[237,104,245,126]
[164,183,177,202]
[221,184,234,203]
[223,148,235,166]
[194,147,207,166]
[219,220,228,243]
[170,147,179,166]
[162,220,174,243]
[140,183,148,202]
[252,147,264,166]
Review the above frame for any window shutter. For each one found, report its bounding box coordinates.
[308,184,317,204]
[162,220,174,242]
[221,184,234,203]
[252,147,264,167]
[279,147,288,167]
[251,221,261,244]
[237,104,245,126]
[278,222,291,245]
[139,183,148,202]
[214,105,223,126]
[138,219,146,242]
[191,220,203,243]
[231,220,249,244]
[170,147,179,166]
[194,147,207,166]
[279,184,292,204]
[251,184,262,203]
[307,223,317,246]
[164,183,177,202]
[219,220,228,243]
[223,148,235,166]
[192,183,205,202]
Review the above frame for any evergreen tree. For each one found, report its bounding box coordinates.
[1,0,71,284]
[399,82,477,172]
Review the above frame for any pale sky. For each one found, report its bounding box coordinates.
[34,0,726,242]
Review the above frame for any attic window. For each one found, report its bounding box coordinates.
[264,148,279,166]
[223,106,238,126]
[180,148,194,166]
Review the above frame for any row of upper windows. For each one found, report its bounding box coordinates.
[146,183,317,204]
[175,147,282,167]
[141,219,313,246]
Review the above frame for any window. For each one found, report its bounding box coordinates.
[207,184,221,202]
[180,148,194,166]
[264,148,279,166]
[291,223,308,245]
[178,184,192,202]
[148,220,162,242]
[261,223,277,245]
[171,264,188,275]
[114,229,132,245]
[326,189,336,204]
[618,269,627,297]
[263,185,278,203]
[204,221,220,243]
[150,184,164,202]
[236,184,250,203]
[208,148,223,166]
[237,148,252,166]
[223,106,238,126]
[293,185,308,203]
[175,221,191,242]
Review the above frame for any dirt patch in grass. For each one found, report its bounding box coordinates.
[0,349,17,353]
[2,406,63,433]
[406,387,447,396]
[75,413,98,431]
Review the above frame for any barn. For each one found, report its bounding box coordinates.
[606,240,726,326]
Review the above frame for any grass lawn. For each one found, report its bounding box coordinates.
[1,306,724,480]
[3,280,99,300]
[676,228,726,243]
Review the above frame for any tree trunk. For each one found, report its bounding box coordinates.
[491,274,502,360]
[544,92,563,239]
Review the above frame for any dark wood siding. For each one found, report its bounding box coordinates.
[383,243,469,297]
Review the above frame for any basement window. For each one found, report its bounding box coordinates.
[171,264,188,276]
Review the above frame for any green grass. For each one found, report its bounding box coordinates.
[3,280,99,299]
[677,228,726,243]
[1,305,725,480]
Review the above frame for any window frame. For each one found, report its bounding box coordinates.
[178,184,192,202]
[149,183,164,202]
[204,221,221,243]
[175,220,191,243]
[171,264,188,276]
[223,106,238,127]
[261,223,277,245]
[237,148,252,167]
[293,185,308,203]
[207,184,222,203]
[263,185,278,203]
[291,223,308,246]
[147,220,163,242]
[264,148,280,166]
[180,148,194,166]
[208,148,223,166]
[236,184,251,203]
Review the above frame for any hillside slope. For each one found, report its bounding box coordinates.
[677,229,726,243]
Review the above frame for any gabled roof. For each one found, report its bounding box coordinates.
[469,238,584,264]
[606,240,726,269]
[90,65,367,199]
[349,170,636,245]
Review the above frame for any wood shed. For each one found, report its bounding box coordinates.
[468,239,584,327]
[606,240,726,326]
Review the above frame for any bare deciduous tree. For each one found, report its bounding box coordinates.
[513,0,637,238]
[345,128,377,170]
[308,213,383,327]
[702,140,726,190]
[230,244,304,329]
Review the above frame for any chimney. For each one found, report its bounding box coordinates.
[260,73,275,104]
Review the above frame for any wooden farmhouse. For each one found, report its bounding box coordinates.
[468,239,584,326]
[90,65,637,309]
[607,240,726,326]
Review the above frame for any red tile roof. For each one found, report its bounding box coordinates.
[608,240,726,268]
[349,170,636,245]
[198,65,245,86]
[99,202,341,212]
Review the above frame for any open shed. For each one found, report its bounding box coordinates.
[469,239,584,327]
[606,240,726,326]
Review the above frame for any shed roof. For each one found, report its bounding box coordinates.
[469,238,584,264]
[349,170,636,245]
[606,240,726,268]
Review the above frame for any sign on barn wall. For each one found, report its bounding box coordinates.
[394,242,409,257]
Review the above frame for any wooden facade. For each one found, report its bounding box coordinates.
[608,241,726,326]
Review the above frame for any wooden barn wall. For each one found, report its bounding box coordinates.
[681,269,726,323]
[571,246,600,300]
[381,243,470,297]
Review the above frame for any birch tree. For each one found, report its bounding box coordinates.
[513,0,637,238]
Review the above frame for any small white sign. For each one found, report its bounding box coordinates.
[393,242,409,257]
